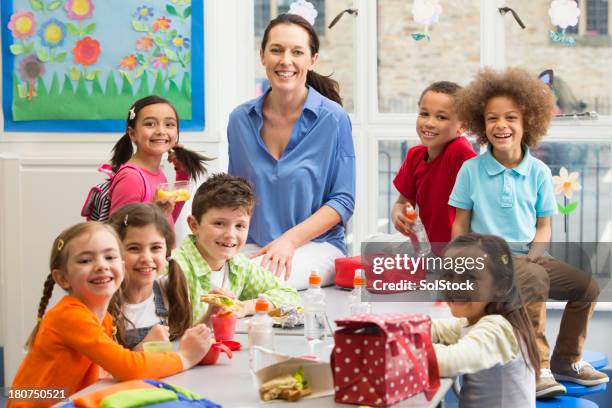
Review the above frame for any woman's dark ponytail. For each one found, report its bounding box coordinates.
[110,134,134,173]
[307,71,342,106]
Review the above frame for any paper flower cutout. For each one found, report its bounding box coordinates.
[151,54,170,69]
[134,6,154,21]
[549,0,580,29]
[18,55,45,100]
[170,34,190,50]
[119,54,138,70]
[19,54,45,82]
[412,0,442,26]
[39,19,67,49]
[65,0,95,21]
[411,0,442,41]
[8,10,36,40]
[136,36,154,51]
[553,167,581,199]
[288,0,318,26]
[171,0,191,5]
[73,36,100,66]
[152,17,171,33]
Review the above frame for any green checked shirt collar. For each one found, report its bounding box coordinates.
[172,235,300,323]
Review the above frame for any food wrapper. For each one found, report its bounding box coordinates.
[269,304,304,328]
[252,347,334,401]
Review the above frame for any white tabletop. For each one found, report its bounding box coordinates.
[76,287,455,407]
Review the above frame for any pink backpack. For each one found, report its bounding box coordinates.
[81,164,151,222]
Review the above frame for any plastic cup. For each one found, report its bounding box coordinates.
[156,181,192,202]
[142,341,173,353]
[199,342,233,365]
[212,313,237,341]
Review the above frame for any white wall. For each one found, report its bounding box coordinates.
[0,0,255,385]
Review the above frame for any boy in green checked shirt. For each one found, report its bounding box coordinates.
[172,173,300,324]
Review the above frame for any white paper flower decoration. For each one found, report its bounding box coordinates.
[553,167,582,199]
[288,0,318,27]
[549,0,580,29]
[412,0,442,26]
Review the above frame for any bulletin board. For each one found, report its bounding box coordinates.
[1,0,204,131]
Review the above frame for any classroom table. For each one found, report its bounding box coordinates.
[75,287,455,407]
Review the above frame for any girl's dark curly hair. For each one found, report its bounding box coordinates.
[456,68,555,147]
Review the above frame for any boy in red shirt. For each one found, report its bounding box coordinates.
[392,82,476,251]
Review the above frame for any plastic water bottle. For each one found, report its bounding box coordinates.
[349,269,371,315]
[303,272,327,344]
[405,204,431,256]
[248,296,274,370]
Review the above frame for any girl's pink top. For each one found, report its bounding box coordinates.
[109,163,189,224]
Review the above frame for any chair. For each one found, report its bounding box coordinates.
[536,396,599,407]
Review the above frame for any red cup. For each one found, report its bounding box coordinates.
[199,342,232,365]
[212,313,237,341]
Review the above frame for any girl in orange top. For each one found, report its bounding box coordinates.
[9,222,212,408]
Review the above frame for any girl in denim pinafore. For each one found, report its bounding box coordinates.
[123,281,170,349]
[108,203,192,349]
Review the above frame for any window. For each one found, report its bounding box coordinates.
[245,1,612,255]
[254,0,326,37]
[277,0,326,36]
[255,0,271,36]
[377,0,481,113]
[506,0,612,115]
[557,0,610,39]
[585,0,609,36]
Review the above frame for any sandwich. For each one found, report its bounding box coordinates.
[200,293,241,311]
[259,367,311,402]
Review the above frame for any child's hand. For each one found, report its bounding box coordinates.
[253,236,296,281]
[168,144,188,175]
[527,242,548,264]
[155,193,177,218]
[392,202,415,236]
[205,288,238,316]
[235,299,256,318]
[177,324,213,369]
[142,324,170,344]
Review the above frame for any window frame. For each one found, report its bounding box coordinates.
[245,0,612,251]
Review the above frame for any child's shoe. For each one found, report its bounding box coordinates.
[551,358,610,386]
[536,368,567,398]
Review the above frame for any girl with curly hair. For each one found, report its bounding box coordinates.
[448,68,607,398]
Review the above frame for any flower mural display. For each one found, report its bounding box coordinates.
[549,0,580,46]
[121,4,193,87]
[4,0,200,129]
[411,0,442,41]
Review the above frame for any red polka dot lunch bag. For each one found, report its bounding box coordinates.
[331,313,440,407]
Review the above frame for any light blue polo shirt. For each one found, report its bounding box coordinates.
[449,145,557,252]
[227,86,355,254]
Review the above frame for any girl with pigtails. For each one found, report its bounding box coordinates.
[109,95,211,225]
[107,203,192,350]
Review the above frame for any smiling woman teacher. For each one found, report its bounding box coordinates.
[227,13,355,289]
